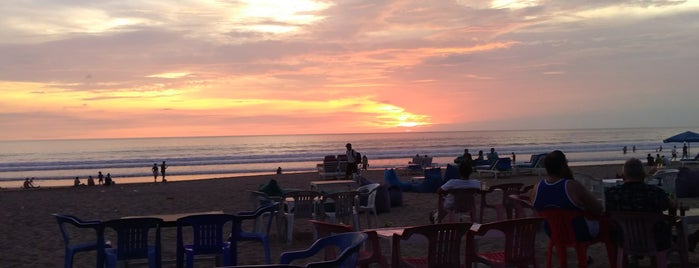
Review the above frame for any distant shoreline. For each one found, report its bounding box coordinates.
[0,161,639,190]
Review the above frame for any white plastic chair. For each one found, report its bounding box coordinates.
[356,183,380,229]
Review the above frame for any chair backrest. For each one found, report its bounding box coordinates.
[283,191,322,219]
[248,190,280,210]
[52,213,103,248]
[536,209,591,246]
[103,217,163,263]
[495,157,512,171]
[356,183,380,209]
[323,191,359,223]
[234,202,279,236]
[490,183,524,206]
[394,223,472,268]
[308,220,355,260]
[176,214,235,255]
[280,232,368,268]
[608,211,676,255]
[468,217,544,265]
[444,188,480,214]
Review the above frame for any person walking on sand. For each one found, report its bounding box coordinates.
[98,171,104,185]
[160,161,167,182]
[152,163,159,182]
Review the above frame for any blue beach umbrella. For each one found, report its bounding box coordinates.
[663,131,699,157]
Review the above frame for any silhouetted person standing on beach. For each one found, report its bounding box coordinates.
[683,143,688,159]
[345,143,359,179]
[152,163,159,182]
[98,171,104,185]
[160,161,167,182]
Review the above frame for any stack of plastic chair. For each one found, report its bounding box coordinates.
[280,190,323,244]
[102,217,163,268]
[356,183,381,229]
[322,191,360,230]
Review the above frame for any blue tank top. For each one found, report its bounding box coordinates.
[533,179,582,210]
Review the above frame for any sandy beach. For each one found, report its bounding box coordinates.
[1,164,697,267]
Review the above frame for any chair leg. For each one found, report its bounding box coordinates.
[286,216,294,245]
[262,238,271,264]
[575,246,587,268]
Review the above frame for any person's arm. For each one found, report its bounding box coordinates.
[567,180,603,215]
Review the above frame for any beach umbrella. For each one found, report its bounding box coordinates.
[663,131,699,157]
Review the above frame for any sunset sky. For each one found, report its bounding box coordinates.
[1,0,699,140]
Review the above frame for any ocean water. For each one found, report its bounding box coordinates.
[1,127,696,188]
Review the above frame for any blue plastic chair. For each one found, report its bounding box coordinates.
[52,213,107,268]
[176,213,236,268]
[280,232,368,268]
[230,202,279,265]
[102,217,163,268]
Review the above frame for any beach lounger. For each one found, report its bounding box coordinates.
[317,155,343,179]
[476,158,513,179]
[515,153,546,175]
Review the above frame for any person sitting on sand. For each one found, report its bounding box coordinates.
[23,178,31,189]
[104,173,113,186]
[87,175,95,186]
[530,150,605,242]
[74,177,82,187]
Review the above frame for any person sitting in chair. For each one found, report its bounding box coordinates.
[431,162,481,223]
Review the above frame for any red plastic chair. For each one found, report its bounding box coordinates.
[480,183,524,221]
[608,211,684,268]
[438,188,481,223]
[537,209,616,268]
[466,217,544,268]
[308,220,388,268]
[392,222,472,268]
